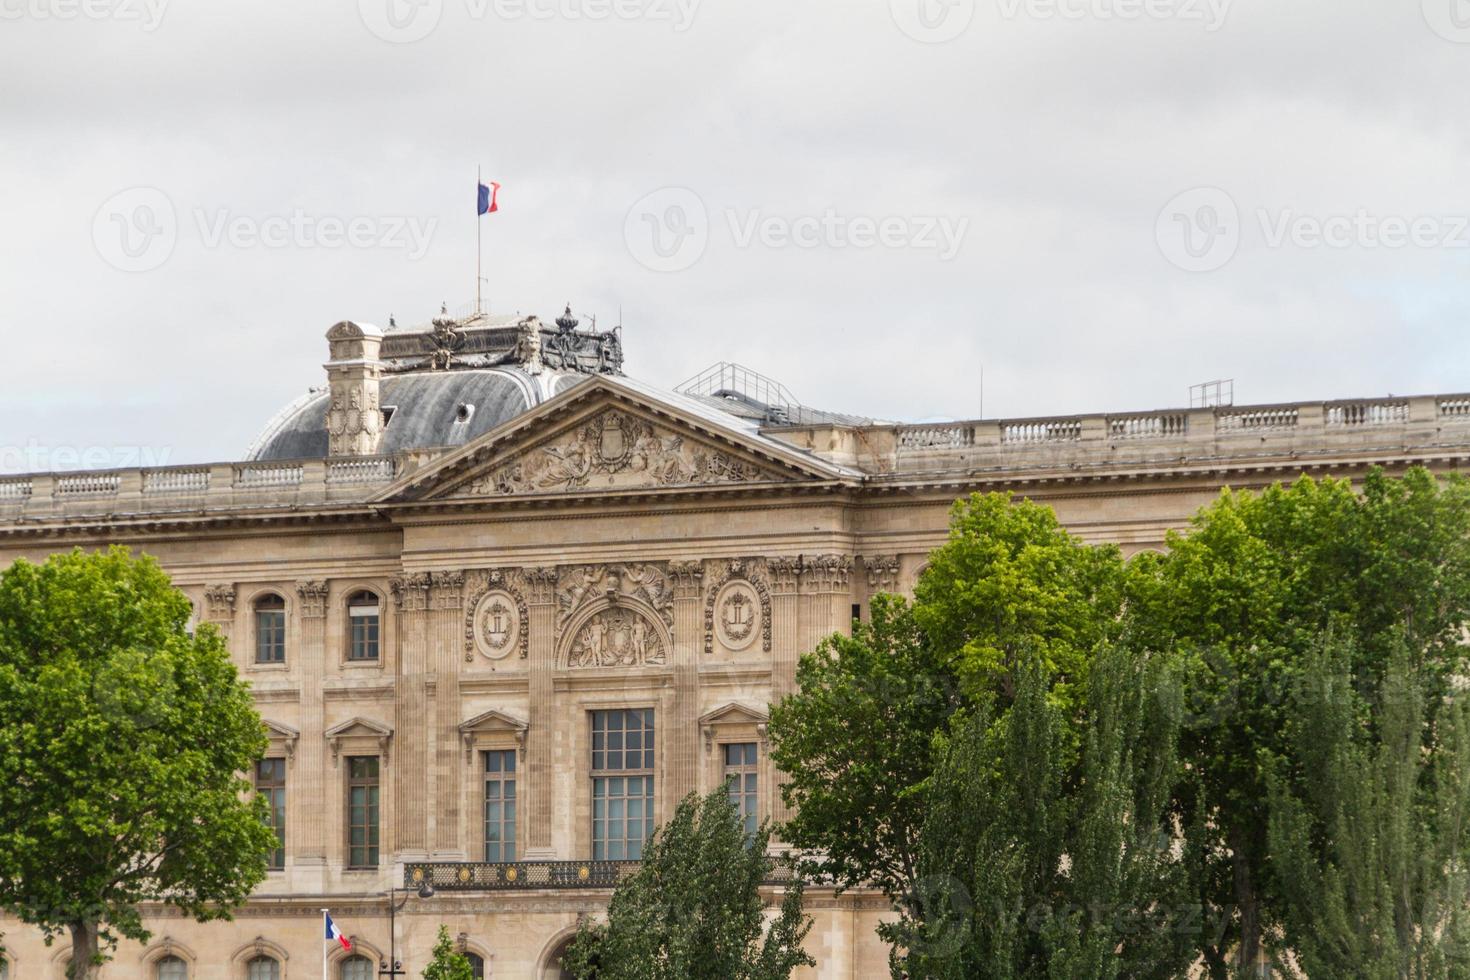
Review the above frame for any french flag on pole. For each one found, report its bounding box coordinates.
[325,911,352,952]
[478,180,501,216]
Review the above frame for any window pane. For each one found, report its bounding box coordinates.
[483,750,517,863]
[466,953,485,979]
[342,956,373,980]
[157,956,188,980]
[591,711,656,860]
[248,958,281,980]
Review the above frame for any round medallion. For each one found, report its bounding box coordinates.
[715,582,761,651]
[578,865,591,881]
[473,590,521,661]
[505,866,518,882]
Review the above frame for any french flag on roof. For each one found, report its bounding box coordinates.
[325,911,352,952]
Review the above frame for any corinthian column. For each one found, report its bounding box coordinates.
[522,567,559,856]
[295,580,330,873]
[767,558,802,825]
[430,570,466,859]
[391,574,432,861]
[668,560,705,814]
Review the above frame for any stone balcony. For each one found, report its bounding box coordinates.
[404,859,799,892]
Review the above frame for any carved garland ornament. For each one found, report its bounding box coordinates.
[468,409,772,495]
[462,569,529,662]
[704,559,772,654]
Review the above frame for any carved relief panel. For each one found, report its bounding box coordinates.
[554,563,675,671]
[703,559,772,656]
[463,569,529,663]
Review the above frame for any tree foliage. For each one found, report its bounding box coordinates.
[0,547,277,978]
[422,925,476,980]
[1265,640,1470,979]
[768,595,962,909]
[893,648,1198,980]
[562,789,813,980]
[914,491,1127,709]
[1129,468,1470,975]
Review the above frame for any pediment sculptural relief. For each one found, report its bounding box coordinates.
[567,607,666,669]
[465,409,780,495]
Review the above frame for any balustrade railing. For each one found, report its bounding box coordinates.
[0,479,33,501]
[1217,407,1299,431]
[56,473,121,498]
[233,463,304,489]
[897,424,975,450]
[1108,413,1188,440]
[143,467,211,495]
[326,456,398,485]
[405,859,799,892]
[1441,398,1470,421]
[1326,400,1409,427]
[1001,419,1083,444]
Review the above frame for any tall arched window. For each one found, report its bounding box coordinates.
[255,594,287,664]
[247,956,281,980]
[347,591,380,662]
[157,955,188,980]
[341,954,374,980]
[466,952,486,979]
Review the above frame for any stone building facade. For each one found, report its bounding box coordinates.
[0,308,1467,978]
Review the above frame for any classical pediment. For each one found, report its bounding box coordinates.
[323,717,393,764]
[377,376,851,504]
[699,702,770,728]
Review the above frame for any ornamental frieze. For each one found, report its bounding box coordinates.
[704,559,772,655]
[465,409,778,496]
[463,569,529,663]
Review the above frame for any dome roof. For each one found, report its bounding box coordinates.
[247,368,589,461]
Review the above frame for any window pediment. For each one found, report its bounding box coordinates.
[459,709,528,762]
[324,716,393,765]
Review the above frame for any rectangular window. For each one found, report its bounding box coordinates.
[346,756,380,869]
[483,750,517,862]
[723,742,759,837]
[256,758,286,869]
[591,709,655,861]
[348,596,380,662]
[255,600,286,664]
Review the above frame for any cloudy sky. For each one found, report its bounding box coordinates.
[2,0,1468,472]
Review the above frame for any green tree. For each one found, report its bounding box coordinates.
[0,547,278,979]
[1265,640,1470,979]
[915,491,1127,709]
[561,789,813,980]
[768,595,963,917]
[1130,468,1470,975]
[768,493,1125,932]
[422,926,476,980]
[894,648,1197,980]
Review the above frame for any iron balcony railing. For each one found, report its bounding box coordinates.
[405,859,800,892]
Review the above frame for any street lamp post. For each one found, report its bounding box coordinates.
[378,880,435,979]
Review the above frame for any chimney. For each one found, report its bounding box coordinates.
[324,321,385,457]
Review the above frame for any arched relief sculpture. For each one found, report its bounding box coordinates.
[704,558,772,654]
[554,563,676,670]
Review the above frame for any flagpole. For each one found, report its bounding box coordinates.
[476,165,482,317]
[322,908,329,980]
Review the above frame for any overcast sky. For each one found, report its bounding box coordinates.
[2,0,1468,472]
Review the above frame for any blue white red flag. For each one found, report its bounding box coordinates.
[478,181,501,216]
[324,911,352,952]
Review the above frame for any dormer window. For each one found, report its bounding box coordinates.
[254,594,287,664]
[348,591,380,662]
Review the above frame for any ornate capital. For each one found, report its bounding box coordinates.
[864,555,902,593]
[522,566,560,605]
[768,557,803,595]
[390,573,432,612]
[430,570,466,609]
[296,580,330,619]
[668,560,705,600]
[802,554,853,593]
[203,584,237,621]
